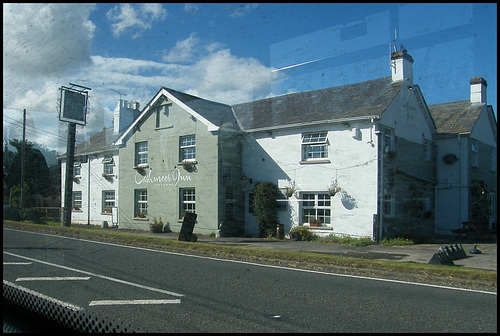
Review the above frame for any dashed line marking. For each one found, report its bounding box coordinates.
[89,299,181,306]
[16,276,91,281]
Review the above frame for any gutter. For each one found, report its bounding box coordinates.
[244,116,380,133]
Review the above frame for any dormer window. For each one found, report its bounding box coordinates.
[102,156,114,175]
[73,162,81,179]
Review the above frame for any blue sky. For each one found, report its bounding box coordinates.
[3,3,497,153]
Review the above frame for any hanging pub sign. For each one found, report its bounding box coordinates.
[59,85,89,125]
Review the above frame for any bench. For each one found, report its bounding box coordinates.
[451,221,493,241]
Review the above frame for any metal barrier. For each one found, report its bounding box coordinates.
[428,244,468,266]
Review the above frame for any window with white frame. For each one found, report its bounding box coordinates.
[134,189,147,217]
[471,141,479,167]
[102,191,115,213]
[102,156,114,175]
[135,142,148,166]
[180,135,196,161]
[301,193,331,225]
[73,162,81,177]
[301,132,328,161]
[72,191,82,210]
[180,188,195,218]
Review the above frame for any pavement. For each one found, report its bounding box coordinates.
[99,227,497,272]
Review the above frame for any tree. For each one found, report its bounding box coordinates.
[253,181,280,237]
[4,139,52,207]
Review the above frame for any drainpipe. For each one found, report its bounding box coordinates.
[87,156,91,225]
[375,124,383,241]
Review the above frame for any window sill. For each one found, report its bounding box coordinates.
[299,159,331,165]
[101,212,112,215]
[302,225,333,230]
[133,164,149,170]
[133,217,149,221]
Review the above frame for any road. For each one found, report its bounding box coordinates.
[3,228,497,332]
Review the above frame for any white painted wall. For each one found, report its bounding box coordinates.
[242,121,379,238]
[61,153,119,226]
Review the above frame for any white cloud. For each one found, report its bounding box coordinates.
[3,3,282,151]
[230,4,258,18]
[106,3,167,38]
[3,3,95,79]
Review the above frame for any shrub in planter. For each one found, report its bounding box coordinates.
[150,217,164,233]
[289,226,318,241]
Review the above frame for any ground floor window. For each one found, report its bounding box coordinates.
[383,192,394,218]
[225,187,235,219]
[301,193,331,225]
[72,191,82,210]
[180,188,195,218]
[135,189,147,217]
[102,191,115,213]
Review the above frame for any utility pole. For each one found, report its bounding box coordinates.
[62,122,76,227]
[20,109,26,209]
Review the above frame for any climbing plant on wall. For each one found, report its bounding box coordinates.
[253,181,280,237]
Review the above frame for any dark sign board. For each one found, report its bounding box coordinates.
[59,89,87,125]
[178,212,197,242]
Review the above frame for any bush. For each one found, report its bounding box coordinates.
[289,226,318,241]
[253,182,280,237]
[20,208,46,224]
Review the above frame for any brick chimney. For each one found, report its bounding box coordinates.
[470,77,487,104]
[391,49,414,84]
[113,100,141,135]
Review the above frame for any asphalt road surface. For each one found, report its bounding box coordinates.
[3,228,497,332]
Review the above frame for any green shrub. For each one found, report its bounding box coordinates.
[20,208,45,224]
[289,226,318,241]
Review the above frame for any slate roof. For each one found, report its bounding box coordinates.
[163,87,238,129]
[231,76,407,131]
[61,128,120,158]
[428,100,485,134]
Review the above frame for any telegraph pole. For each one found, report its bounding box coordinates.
[62,122,77,227]
[20,109,26,209]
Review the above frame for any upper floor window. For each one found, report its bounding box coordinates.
[180,135,196,161]
[135,142,148,166]
[102,156,114,175]
[384,127,396,154]
[73,162,81,178]
[301,132,328,161]
[471,141,479,167]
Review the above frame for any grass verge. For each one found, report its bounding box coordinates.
[3,221,496,292]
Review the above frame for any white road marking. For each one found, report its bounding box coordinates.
[4,228,497,296]
[3,262,32,265]
[3,251,184,298]
[89,299,181,306]
[16,276,90,281]
[3,280,84,311]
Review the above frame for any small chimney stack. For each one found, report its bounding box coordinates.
[470,77,487,104]
[113,99,141,135]
[391,49,414,84]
